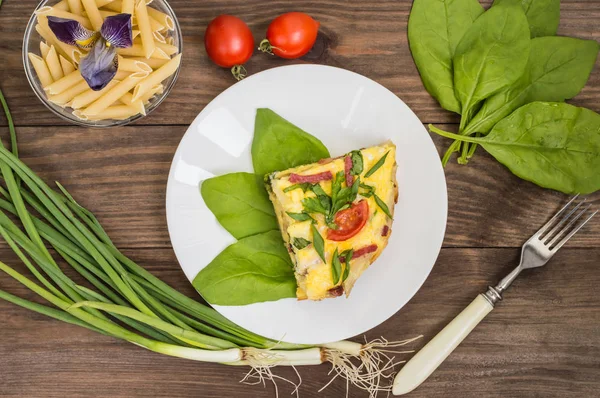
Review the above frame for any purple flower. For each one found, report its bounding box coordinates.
[48,14,133,90]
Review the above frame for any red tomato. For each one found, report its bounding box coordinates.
[260,12,319,59]
[204,15,254,68]
[327,201,369,242]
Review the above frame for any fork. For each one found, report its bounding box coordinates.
[392,196,597,396]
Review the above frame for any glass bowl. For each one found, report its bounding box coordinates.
[22,0,183,127]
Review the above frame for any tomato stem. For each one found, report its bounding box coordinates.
[230,65,247,81]
[258,39,275,55]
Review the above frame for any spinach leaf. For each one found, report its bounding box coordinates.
[494,0,560,38]
[293,237,312,250]
[349,151,363,175]
[374,194,393,219]
[286,212,314,222]
[252,108,330,176]
[311,224,326,262]
[364,151,390,178]
[430,102,600,194]
[408,0,484,114]
[464,37,600,137]
[453,2,531,124]
[200,172,278,240]
[192,231,296,305]
[331,248,342,285]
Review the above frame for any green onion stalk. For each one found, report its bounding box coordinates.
[0,89,419,395]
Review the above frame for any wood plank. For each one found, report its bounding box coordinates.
[0,247,598,397]
[0,126,597,250]
[1,0,599,126]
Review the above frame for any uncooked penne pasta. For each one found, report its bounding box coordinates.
[40,41,51,58]
[81,0,104,31]
[95,0,114,7]
[28,53,54,87]
[132,53,180,101]
[155,41,177,55]
[135,0,155,58]
[114,69,133,80]
[125,56,169,69]
[54,0,70,11]
[117,44,170,60]
[48,80,90,105]
[131,37,177,55]
[67,0,83,15]
[153,31,166,44]
[78,105,142,120]
[30,0,178,121]
[100,0,121,12]
[36,6,93,30]
[45,46,65,81]
[83,72,148,116]
[59,55,76,75]
[149,15,165,32]
[98,10,117,19]
[71,79,119,109]
[45,69,83,95]
[138,84,162,104]
[119,92,146,115]
[121,0,134,14]
[147,6,174,30]
[118,56,152,73]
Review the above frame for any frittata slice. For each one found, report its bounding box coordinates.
[266,141,397,300]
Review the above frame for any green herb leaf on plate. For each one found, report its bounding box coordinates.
[286,212,314,222]
[200,172,278,240]
[193,231,296,305]
[408,0,485,114]
[359,183,375,198]
[331,248,342,285]
[311,223,326,262]
[350,150,363,175]
[251,108,330,176]
[283,183,312,193]
[365,152,389,178]
[341,249,354,282]
[293,237,312,250]
[430,102,600,194]
[374,194,393,219]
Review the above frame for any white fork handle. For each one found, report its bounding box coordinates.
[392,295,494,395]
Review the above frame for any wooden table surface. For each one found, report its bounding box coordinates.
[1,0,599,397]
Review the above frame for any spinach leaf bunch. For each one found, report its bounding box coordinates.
[196,109,331,305]
[409,0,600,193]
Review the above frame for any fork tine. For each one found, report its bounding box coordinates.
[542,198,587,242]
[534,195,580,238]
[547,203,592,247]
[550,209,597,252]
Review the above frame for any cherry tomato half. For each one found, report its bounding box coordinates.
[260,12,319,59]
[204,15,254,79]
[327,201,369,242]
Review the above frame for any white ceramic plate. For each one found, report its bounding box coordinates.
[166,65,447,344]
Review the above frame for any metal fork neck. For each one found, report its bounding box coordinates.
[482,265,523,306]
